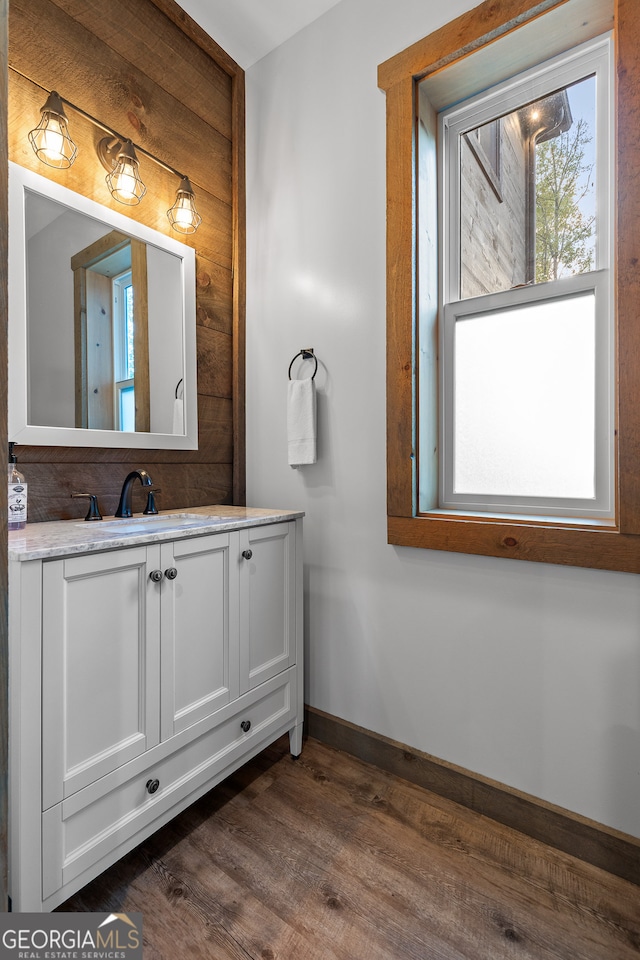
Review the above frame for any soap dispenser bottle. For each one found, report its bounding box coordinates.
[8,442,27,530]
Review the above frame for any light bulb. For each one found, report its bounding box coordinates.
[41,116,64,161]
[111,161,139,202]
[174,200,193,228]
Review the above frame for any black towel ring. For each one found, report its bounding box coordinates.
[288,348,318,380]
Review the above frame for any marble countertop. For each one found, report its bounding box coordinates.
[8,505,304,562]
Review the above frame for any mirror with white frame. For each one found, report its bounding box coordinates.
[8,162,198,449]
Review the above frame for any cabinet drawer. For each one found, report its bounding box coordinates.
[42,668,296,901]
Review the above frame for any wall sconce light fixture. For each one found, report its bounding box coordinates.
[24,82,201,232]
[98,137,147,205]
[28,91,78,169]
[167,176,202,234]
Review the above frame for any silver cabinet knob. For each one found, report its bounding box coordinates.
[149,569,163,583]
[165,567,178,580]
[242,549,253,560]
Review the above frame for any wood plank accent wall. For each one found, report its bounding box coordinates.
[0,0,8,911]
[7,0,246,521]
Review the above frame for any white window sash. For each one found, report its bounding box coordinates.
[438,271,614,519]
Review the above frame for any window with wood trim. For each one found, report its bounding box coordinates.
[434,38,612,523]
[378,0,640,573]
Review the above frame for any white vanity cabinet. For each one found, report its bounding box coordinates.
[9,513,303,912]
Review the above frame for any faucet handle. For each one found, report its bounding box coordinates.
[71,493,103,521]
[143,488,161,515]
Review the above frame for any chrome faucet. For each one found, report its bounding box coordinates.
[115,469,153,518]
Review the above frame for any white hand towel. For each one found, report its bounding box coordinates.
[287,378,317,466]
[172,397,184,434]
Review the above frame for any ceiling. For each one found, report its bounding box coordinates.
[176,0,344,68]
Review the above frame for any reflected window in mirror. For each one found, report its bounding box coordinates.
[113,268,135,431]
[70,229,150,433]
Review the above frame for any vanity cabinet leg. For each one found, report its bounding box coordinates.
[289,721,303,757]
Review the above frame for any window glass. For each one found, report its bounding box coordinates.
[535,77,596,283]
[124,282,134,380]
[459,75,597,300]
[113,270,135,430]
[453,291,596,500]
[113,270,134,382]
[118,383,135,433]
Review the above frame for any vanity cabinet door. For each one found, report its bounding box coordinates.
[239,522,296,693]
[160,532,240,740]
[42,545,161,810]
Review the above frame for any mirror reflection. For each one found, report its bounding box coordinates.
[26,191,184,435]
[9,161,198,450]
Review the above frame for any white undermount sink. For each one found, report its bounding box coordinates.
[77,513,224,534]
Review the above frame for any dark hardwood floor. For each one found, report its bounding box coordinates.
[59,737,640,959]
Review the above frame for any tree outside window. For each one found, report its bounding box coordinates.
[535,114,596,282]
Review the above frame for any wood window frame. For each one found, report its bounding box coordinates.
[71,231,150,433]
[378,0,640,573]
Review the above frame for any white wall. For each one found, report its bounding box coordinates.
[245,0,640,838]
[146,246,184,434]
[27,209,106,427]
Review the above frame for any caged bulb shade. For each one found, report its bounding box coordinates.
[105,140,146,205]
[28,91,77,169]
[167,177,202,234]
